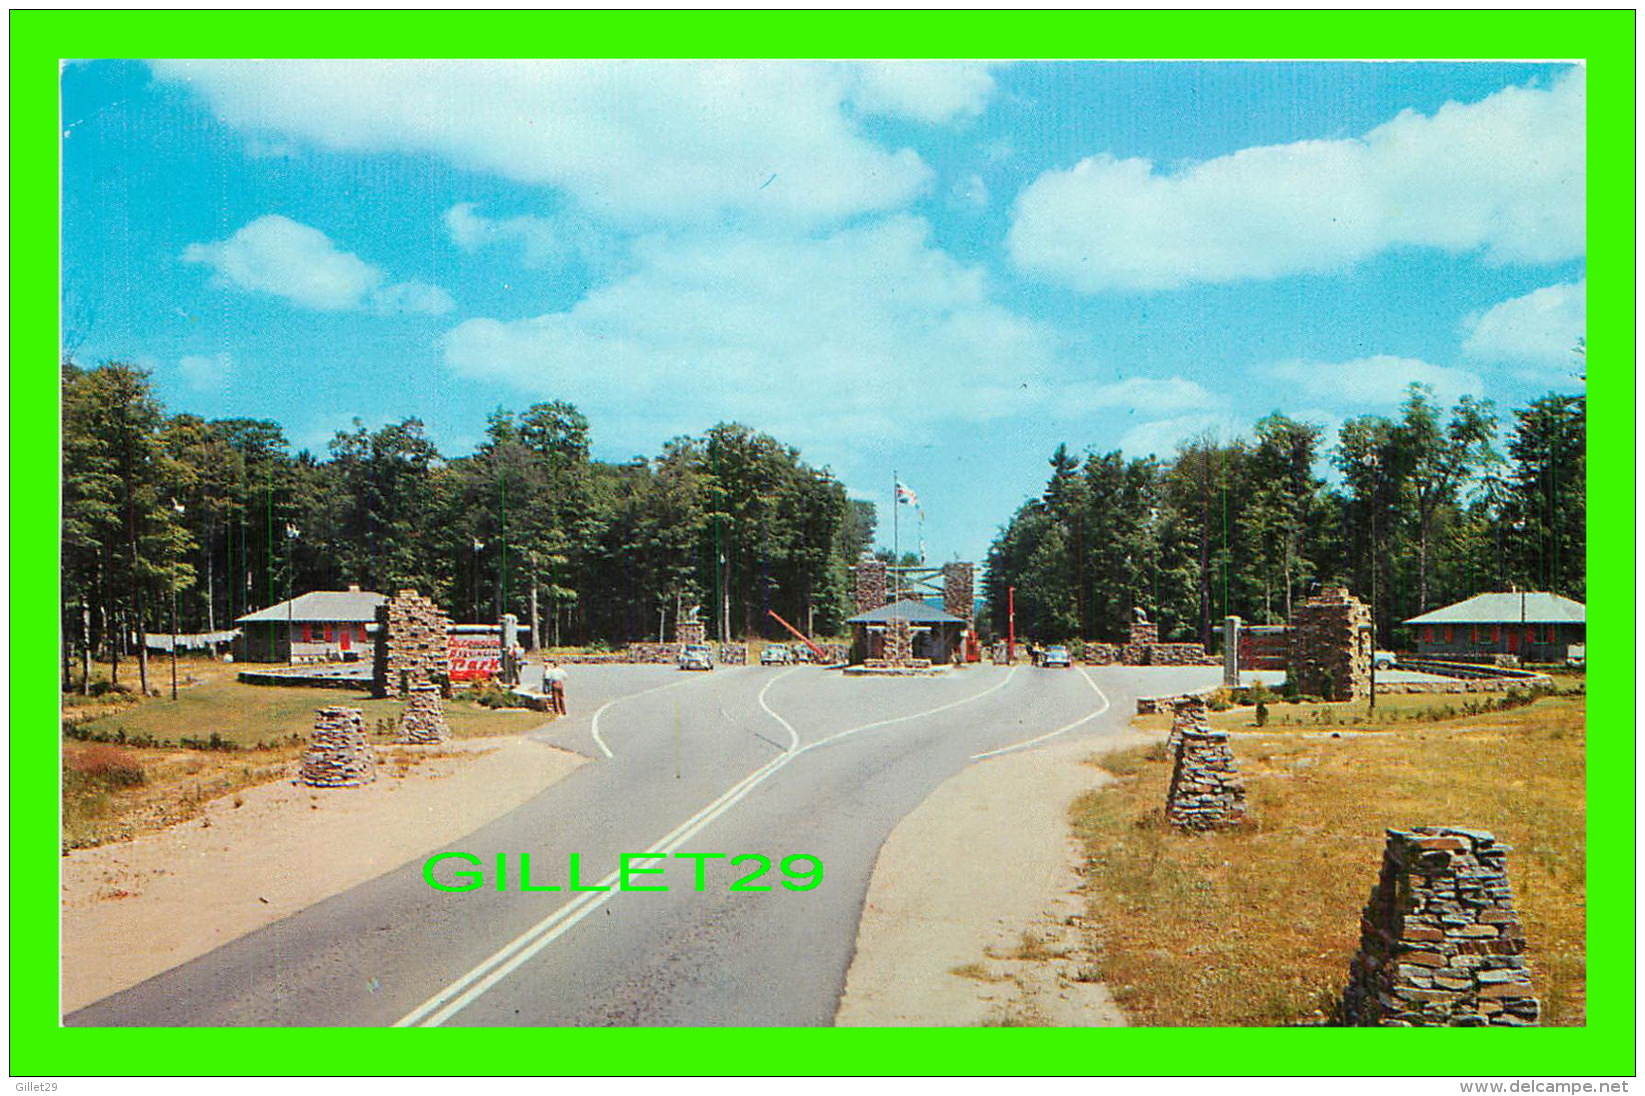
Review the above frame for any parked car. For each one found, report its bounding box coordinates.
[678,644,715,671]
[1042,644,1072,668]
[1565,644,1585,668]
[1373,650,1396,670]
[760,644,793,666]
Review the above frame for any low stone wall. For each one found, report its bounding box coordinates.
[556,652,634,665]
[1339,827,1538,1026]
[299,706,376,788]
[624,642,747,665]
[1375,675,1552,695]
[1165,728,1247,830]
[397,684,450,745]
[1136,687,1219,715]
[1080,643,1122,665]
[238,668,370,689]
[1148,642,1221,667]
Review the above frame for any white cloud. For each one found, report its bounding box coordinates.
[1260,355,1484,409]
[443,202,609,272]
[1117,412,1246,460]
[182,215,452,314]
[178,351,232,391]
[846,61,997,124]
[441,216,1063,454]
[1462,279,1586,366]
[1008,69,1585,292]
[150,60,995,230]
[1057,376,1218,417]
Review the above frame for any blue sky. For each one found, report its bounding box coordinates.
[61,60,1586,566]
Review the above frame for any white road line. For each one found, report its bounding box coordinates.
[799,665,1019,755]
[395,664,1007,1027]
[589,671,725,759]
[757,669,802,753]
[968,665,1110,760]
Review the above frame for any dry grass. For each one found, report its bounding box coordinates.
[1072,695,1586,1027]
[62,658,543,850]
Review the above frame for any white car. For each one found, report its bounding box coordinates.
[678,644,715,671]
[760,644,793,666]
[1373,650,1396,670]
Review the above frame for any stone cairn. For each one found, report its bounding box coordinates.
[373,589,451,699]
[942,562,975,626]
[677,618,707,647]
[299,706,377,787]
[853,557,889,615]
[1165,727,1247,830]
[1166,695,1211,755]
[1290,585,1372,701]
[397,683,451,745]
[1339,827,1538,1026]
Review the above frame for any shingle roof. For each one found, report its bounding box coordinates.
[846,599,967,625]
[1405,592,1585,626]
[237,590,386,624]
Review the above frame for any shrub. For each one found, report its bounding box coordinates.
[178,732,238,752]
[65,745,146,790]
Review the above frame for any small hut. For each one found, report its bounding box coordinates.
[845,599,967,666]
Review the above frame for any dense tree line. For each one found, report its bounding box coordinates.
[61,360,873,688]
[985,385,1585,647]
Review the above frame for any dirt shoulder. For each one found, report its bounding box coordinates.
[61,735,586,1013]
[836,731,1149,1027]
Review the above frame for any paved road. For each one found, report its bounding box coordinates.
[66,661,1219,1027]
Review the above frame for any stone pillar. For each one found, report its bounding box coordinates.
[373,589,452,699]
[884,618,914,665]
[300,706,376,787]
[1222,616,1242,687]
[1165,728,1246,830]
[1123,620,1159,665]
[854,557,889,615]
[676,619,707,647]
[1289,585,1372,701]
[500,613,520,685]
[1340,827,1539,1026]
[942,562,975,626]
[1166,695,1210,755]
[397,683,451,745]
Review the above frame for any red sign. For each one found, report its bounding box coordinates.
[449,634,502,681]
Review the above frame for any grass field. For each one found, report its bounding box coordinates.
[1073,694,1586,1026]
[61,658,550,850]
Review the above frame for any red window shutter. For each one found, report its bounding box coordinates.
[1444,625,1453,643]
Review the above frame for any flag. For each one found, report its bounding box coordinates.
[895,482,919,507]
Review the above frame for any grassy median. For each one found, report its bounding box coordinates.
[1072,694,1586,1026]
[62,658,549,850]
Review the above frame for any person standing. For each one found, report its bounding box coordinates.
[544,660,567,715]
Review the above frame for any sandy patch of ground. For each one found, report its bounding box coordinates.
[836,730,1150,1027]
[61,735,586,1013]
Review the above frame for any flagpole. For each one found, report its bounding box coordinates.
[892,470,899,580]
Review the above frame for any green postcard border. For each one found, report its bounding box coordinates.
[11,9,1635,1078]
